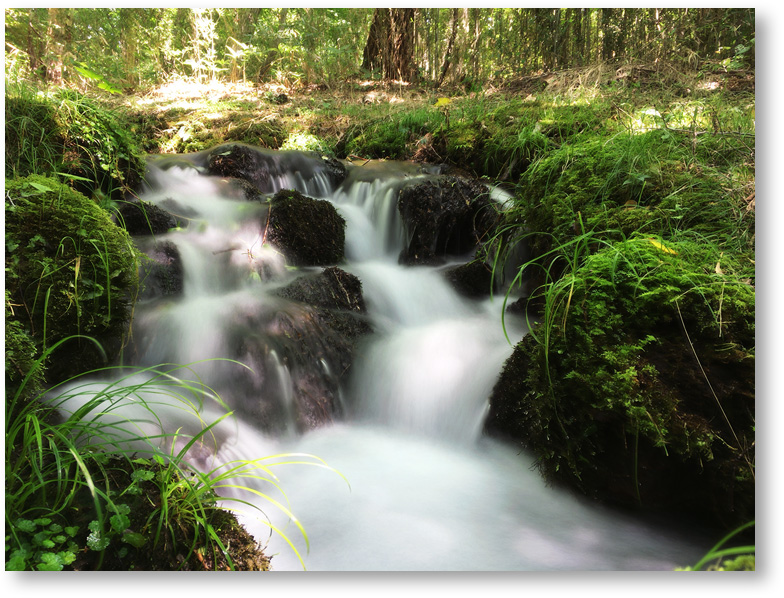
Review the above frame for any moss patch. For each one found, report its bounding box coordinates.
[487,236,754,528]
[5,175,140,383]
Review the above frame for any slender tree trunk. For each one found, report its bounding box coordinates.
[45,7,72,84]
[436,8,458,88]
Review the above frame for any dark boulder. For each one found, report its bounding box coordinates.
[443,257,494,298]
[224,268,371,432]
[266,189,346,267]
[205,142,346,193]
[398,176,500,265]
[138,240,184,300]
[274,266,367,315]
[116,199,180,235]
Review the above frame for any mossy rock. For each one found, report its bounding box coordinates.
[486,236,755,529]
[5,175,140,384]
[266,189,346,267]
[224,118,286,149]
[5,297,45,413]
[4,94,63,178]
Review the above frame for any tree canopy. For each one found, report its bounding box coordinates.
[5,8,755,92]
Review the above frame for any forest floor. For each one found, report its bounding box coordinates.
[112,60,755,167]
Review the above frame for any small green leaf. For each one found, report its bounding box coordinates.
[28,182,54,194]
[121,531,147,548]
[110,513,130,533]
[15,519,36,533]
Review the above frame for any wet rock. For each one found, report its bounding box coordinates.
[212,268,372,432]
[321,156,348,188]
[274,266,367,316]
[138,240,184,300]
[266,267,372,430]
[266,189,346,266]
[205,142,345,193]
[443,257,494,298]
[116,199,180,235]
[224,176,266,202]
[206,143,278,191]
[398,176,500,265]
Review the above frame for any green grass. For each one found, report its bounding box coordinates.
[6,350,343,570]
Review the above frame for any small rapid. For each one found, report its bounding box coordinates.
[52,151,708,571]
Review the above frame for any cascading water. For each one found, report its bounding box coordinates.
[53,150,708,571]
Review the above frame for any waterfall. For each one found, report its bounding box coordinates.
[51,151,707,571]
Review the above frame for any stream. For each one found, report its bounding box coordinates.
[55,149,709,571]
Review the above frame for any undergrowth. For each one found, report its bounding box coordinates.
[5,349,339,570]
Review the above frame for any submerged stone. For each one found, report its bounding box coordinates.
[267,267,372,430]
[138,240,184,300]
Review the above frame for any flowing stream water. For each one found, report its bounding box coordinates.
[56,150,709,571]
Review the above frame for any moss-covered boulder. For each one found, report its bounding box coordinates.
[397,176,499,265]
[5,175,140,384]
[485,236,755,529]
[513,132,750,261]
[266,189,346,266]
[5,296,45,413]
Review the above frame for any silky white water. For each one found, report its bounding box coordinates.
[54,156,708,571]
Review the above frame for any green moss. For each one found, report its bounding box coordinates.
[511,130,751,261]
[5,296,45,411]
[5,88,145,199]
[5,175,140,383]
[489,236,754,527]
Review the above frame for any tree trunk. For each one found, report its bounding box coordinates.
[361,8,389,73]
[436,8,458,88]
[361,8,416,82]
[45,7,72,84]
